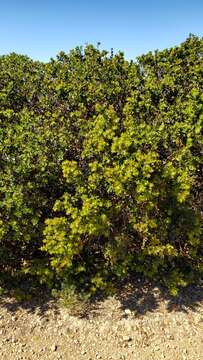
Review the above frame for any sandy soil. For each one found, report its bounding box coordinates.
[0,278,202,360]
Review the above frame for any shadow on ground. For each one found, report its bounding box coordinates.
[0,291,60,318]
[0,275,202,319]
[114,275,203,315]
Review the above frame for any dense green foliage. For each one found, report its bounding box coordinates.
[0,36,202,297]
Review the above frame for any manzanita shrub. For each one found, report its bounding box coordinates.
[0,36,202,297]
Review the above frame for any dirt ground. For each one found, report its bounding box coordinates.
[0,278,202,360]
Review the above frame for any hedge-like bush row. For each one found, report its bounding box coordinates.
[0,35,202,296]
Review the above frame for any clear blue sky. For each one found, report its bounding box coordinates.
[0,0,203,62]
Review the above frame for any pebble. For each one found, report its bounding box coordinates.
[123,335,132,342]
[3,338,10,342]
[96,352,102,359]
[124,309,131,315]
[11,337,18,343]
[51,344,57,351]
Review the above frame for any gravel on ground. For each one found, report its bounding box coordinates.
[0,279,202,360]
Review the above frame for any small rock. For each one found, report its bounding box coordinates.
[3,338,10,342]
[11,337,18,343]
[124,309,131,315]
[123,336,132,342]
[96,353,102,359]
[51,344,57,352]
